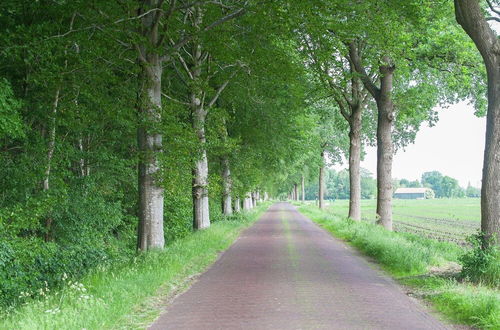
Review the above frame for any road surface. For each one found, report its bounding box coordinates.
[150,202,448,330]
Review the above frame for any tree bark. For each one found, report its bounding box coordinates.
[43,88,60,192]
[455,0,500,244]
[294,183,298,201]
[348,104,362,221]
[374,59,395,231]
[137,62,165,250]
[190,14,210,229]
[43,87,60,242]
[301,175,305,202]
[191,108,210,230]
[319,151,325,209]
[349,44,394,230]
[234,197,241,213]
[243,193,252,210]
[222,156,232,215]
[137,1,165,250]
[78,137,86,177]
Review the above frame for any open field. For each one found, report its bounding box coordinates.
[321,198,480,246]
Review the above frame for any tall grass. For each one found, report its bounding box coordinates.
[0,205,268,330]
[298,204,500,329]
[299,205,461,276]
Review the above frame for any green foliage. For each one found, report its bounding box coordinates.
[0,78,23,139]
[0,0,491,323]
[304,168,376,200]
[0,180,135,309]
[399,178,421,188]
[466,183,481,198]
[0,204,268,329]
[422,171,465,198]
[460,233,500,288]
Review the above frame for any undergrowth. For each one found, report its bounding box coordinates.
[0,203,269,330]
[460,233,500,288]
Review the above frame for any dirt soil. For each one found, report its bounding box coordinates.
[149,202,449,330]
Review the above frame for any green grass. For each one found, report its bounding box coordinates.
[326,198,480,222]
[298,203,500,329]
[319,198,480,245]
[298,205,462,276]
[0,204,269,330]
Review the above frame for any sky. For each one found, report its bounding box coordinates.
[333,101,487,188]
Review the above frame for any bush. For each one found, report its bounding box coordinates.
[460,233,500,288]
[0,180,135,310]
[0,236,111,309]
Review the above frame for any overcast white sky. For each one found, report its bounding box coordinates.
[333,101,487,188]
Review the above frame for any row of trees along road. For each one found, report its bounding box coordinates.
[282,0,497,242]
[0,0,499,309]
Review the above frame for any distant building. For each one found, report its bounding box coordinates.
[393,187,434,199]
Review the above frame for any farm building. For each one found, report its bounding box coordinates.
[393,187,433,199]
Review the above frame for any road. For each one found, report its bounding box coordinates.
[149,202,448,330]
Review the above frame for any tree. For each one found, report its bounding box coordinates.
[132,0,247,248]
[345,0,484,230]
[441,176,463,198]
[300,32,370,220]
[349,44,395,230]
[466,183,481,197]
[455,0,500,244]
[422,171,445,197]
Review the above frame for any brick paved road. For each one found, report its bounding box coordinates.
[149,202,448,330]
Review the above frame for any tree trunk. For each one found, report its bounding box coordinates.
[43,88,59,191]
[348,44,394,230]
[191,30,210,229]
[234,197,241,213]
[455,0,500,244]
[252,191,257,208]
[137,1,165,250]
[319,151,325,209]
[43,87,60,242]
[222,156,232,215]
[137,58,165,250]
[348,105,362,221]
[243,193,252,210]
[481,72,500,243]
[375,57,395,231]
[294,184,298,201]
[301,175,305,202]
[191,111,210,229]
[78,137,86,177]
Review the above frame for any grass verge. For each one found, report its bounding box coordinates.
[297,203,500,329]
[0,203,269,330]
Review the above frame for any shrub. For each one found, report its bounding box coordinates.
[460,233,500,288]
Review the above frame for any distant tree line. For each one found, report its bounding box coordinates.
[305,168,377,200]
[395,171,481,199]
[306,169,481,200]
[419,171,480,198]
